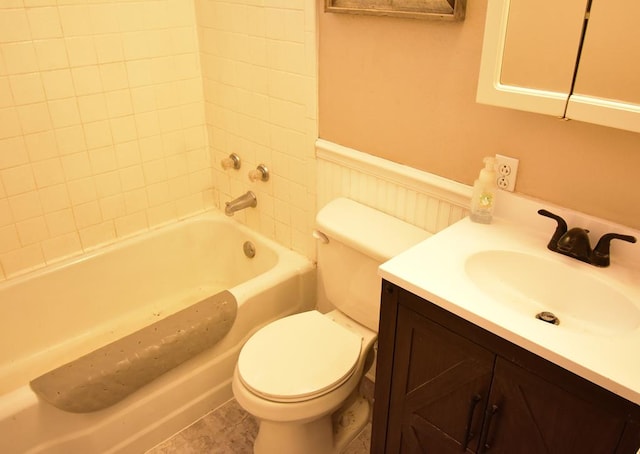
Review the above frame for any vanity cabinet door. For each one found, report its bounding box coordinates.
[373,284,640,454]
[481,357,627,454]
[385,305,495,453]
[617,420,640,454]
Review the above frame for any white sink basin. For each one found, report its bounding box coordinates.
[465,250,640,335]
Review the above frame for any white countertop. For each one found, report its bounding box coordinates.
[379,207,640,405]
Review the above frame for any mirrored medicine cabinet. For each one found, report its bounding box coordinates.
[477,0,640,134]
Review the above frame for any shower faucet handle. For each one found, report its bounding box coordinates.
[249,164,269,182]
[221,153,241,170]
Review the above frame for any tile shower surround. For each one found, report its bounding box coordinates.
[0,0,318,281]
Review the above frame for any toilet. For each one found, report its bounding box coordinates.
[232,198,430,454]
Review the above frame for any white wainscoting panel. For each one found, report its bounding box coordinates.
[316,139,472,234]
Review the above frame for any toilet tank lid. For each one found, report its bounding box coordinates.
[316,198,431,262]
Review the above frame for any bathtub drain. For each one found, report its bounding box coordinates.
[243,241,256,258]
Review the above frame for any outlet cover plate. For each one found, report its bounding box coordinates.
[495,154,519,192]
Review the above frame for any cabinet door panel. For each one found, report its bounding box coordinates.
[477,0,587,116]
[616,419,640,454]
[484,358,627,453]
[566,0,640,132]
[572,0,640,104]
[387,306,495,453]
[501,0,586,93]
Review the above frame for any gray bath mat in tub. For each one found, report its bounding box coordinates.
[30,290,237,413]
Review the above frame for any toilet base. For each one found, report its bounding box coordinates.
[332,394,370,453]
[254,416,333,454]
[253,393,370,454]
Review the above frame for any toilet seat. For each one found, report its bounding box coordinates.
[237,311,363,403]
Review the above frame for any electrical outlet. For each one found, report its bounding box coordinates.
[495,154,519,192]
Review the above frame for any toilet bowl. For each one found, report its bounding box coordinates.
[232,310,376,454]
[232,198,431,454]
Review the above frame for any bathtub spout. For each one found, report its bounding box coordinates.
[225,191,257,216]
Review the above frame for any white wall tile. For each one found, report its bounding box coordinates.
[0,107,21,139]
[94,34,124,64]
[58,5,92,37]
[0,199,13,227]
[0,136,28,168]
[9,73,45,105]
[0,224,20,254]
[78,220,116,250]
[71,66,103,95]
[55,125,86,155]
[1,164,35,195]
[88,4,120,35]
[41,231,82,263]
[1,243,44,277]
[48,98,81,128]
[65,36,97,67]
[8,191,42,222]
[73,201,102,229]
[41,69,75,99]
[25,131,58,161]
[25,1,57,7]
[0,77,12,108]
[114,210,148,238]
[34,39,69,70]
[32,158,65,188]
[39,184,70,213]
[67,177,97,205]
[16,216,48,245]
[2,42,38,74]
[100,63,129,91]
[26,7,62,40]
[0,9,32,43]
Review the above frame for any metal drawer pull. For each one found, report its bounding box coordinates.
[462,394,482,451]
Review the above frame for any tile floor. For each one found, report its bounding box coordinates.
[146,398,372,454]
[147,376,375,453]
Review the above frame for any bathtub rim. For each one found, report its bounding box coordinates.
[0,209,296,291]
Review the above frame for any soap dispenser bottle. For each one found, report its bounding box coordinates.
[470,156,497,224]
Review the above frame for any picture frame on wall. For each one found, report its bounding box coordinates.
[325,0,466,21]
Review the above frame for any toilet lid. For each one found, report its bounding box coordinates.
[237,311,363,402]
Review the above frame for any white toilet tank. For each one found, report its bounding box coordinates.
[315,199,431,331]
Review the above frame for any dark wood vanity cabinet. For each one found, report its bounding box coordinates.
[372,281,640,454]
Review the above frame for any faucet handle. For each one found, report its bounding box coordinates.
[221,153,241,170]
[248,164,269,182]
[537,209,568,250]
[537,209,568,228]
[591,233,637,267]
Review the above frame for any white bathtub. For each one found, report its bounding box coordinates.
[0,210,315,453]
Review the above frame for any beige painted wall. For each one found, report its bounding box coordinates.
[318,0,640,230]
